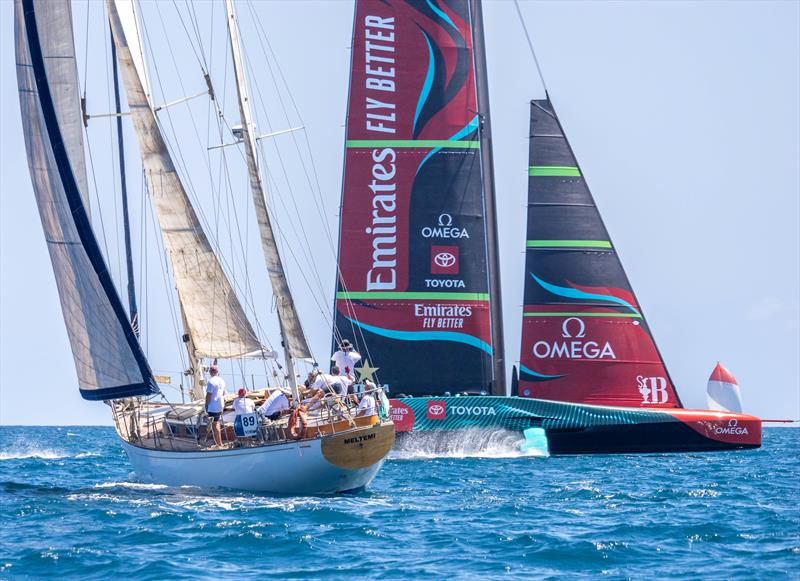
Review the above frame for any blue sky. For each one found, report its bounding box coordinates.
[1,0,798,425]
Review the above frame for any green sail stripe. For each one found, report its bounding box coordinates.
[346,140,480,149]
[528,166,581,177]
[527,240,612,248]
[336,291,489,301]
[523,311,642,318]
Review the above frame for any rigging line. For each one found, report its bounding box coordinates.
[104,18,124,295]
[140,8,253,310]
[138,169,147,338]
[245,0,338,256]
[185,0,209,71]
[170,0,206,73]
[210,46,275,353]
[144,175,189,378]
[208,51,278,360]
[240,45,331,304]
[81,0,90,99]
[513,0,549,95]
[242,1,374,366]
[139,6,256,342]
[82,127,113,267]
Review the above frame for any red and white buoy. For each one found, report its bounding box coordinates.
[707,362,743,413]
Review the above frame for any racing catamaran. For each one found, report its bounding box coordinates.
[15,0,393,493]
[332,0,761,453]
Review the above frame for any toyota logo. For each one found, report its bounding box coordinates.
[429,404,444,415]
[434,252,456,267]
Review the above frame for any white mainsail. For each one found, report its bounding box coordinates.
[224,0,312,369]
[15,0,156,399]
[107,0,263,361]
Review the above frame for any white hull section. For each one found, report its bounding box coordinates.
[121,438,384,495]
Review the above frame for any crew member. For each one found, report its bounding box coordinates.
[258,388,292,421]
[357,388,378,418]
[205,364,226,447]
[331,339,361,376]
[233,388,255,416]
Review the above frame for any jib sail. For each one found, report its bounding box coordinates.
[517,98,682,408]
[333,0,503,396]
[15,0,157,400]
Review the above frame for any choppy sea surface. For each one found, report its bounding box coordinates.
[0,426,797,579]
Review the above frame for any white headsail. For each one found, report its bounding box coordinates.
[223,0,313,373]
[15,0,156,400]
[107,0,263,361]
[707,362,743,413]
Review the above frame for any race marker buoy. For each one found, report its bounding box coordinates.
[707,362,743,413]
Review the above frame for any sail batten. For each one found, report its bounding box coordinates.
[107,0,262,361]
[332,0,497,396]
[517,98,682,408]
[16,0,157,400]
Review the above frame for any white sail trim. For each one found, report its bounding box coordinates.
[107,0,263,360]
[224,0,312,361]
[15,0,153,397]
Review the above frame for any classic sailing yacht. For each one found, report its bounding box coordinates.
[332,0,762,453]
[15,0,393,493]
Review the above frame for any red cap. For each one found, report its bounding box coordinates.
[238,388,246,397]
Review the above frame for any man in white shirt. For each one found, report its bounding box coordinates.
[357,391,377,417]
[331,339,361,376]
[205,365,226,447]
[312,367,348,397]
[233,388,255,416]
[258,388,292,421]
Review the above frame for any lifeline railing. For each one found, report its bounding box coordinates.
[111,385,387,451]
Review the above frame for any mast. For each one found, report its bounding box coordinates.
[110,31,138,337]
[224,0,311,397]
[470,0,506,395]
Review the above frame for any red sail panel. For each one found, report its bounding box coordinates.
[517,99,681,408]
[334,0,494,396]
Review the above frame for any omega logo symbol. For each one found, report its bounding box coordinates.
[728,418,738,427]
[438,213,453,226]
[561,317,586,338]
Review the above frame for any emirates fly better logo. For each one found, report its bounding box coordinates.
[431,246,459,275]
[426,400,447,420]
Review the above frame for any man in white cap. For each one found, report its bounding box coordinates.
[205,364,226,447]
[331,339,361,377]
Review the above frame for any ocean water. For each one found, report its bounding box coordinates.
[0,426,797,580]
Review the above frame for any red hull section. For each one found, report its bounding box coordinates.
[664,409,762,448]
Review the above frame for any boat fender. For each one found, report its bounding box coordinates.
[289,405,308,440]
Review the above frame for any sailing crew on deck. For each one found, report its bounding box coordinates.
[331,339,361,376]
[233,388,255,416]
[205,365,226,447]
[357,388,378,418]
[257,388,292,421]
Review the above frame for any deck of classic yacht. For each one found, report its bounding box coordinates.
[112,389,388,454]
